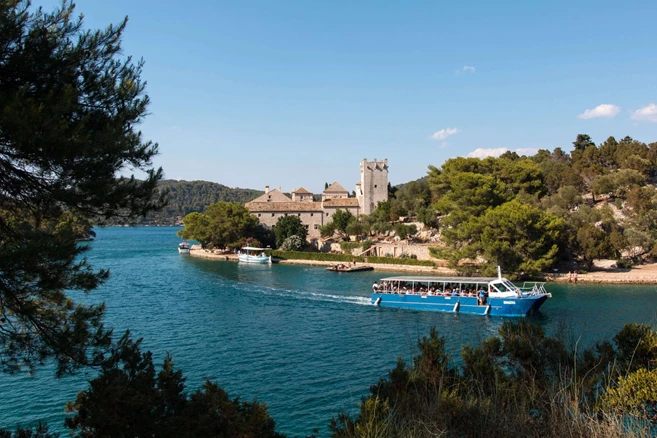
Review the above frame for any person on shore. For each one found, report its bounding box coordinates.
[568,271,572,283]
[573,271,578,283]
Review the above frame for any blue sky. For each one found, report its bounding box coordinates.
[38,0,657,193]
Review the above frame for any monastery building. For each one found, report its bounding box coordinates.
[245,159,388,238]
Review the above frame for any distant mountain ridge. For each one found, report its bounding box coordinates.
[110,179,263,225]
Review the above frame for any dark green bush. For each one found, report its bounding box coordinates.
[616,259,632,269]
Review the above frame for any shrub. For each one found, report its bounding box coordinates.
[339,241,362,253]
[280,235,304,251]
[616,259,632,269]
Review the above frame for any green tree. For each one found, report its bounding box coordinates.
[572,133,595,152]
[177,212,211,247]
[0,1,164,375]
[332,209,355,235]
[178,202,261,250]
[345,220,368,241]
[65,333,284,437]
[574,223,618,270]
[273,215,307,248]
[436,200,564,277]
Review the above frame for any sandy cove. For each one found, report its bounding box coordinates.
[189,248,657,284]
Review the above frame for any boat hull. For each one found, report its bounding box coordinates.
[371,293,548,317]
[178,248,190,254]
[238,254,271,264]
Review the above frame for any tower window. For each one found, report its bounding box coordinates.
[271,213,275,217]
[310,213,314,217]
[374,185,377,188]
[258,214,261,217]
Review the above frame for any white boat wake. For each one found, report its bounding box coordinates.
[237,283,372,306]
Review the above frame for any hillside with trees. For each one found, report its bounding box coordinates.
[106,180,263,225]
[425,134,657,276]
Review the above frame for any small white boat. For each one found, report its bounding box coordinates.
[238,246,272,264]
[178,242,191,254]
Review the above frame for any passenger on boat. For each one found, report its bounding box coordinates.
[478,288,487,305]
[372,282,379,292]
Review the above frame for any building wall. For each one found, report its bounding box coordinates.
[323,206,360,221]
[358,158,388,215]
[322,192,348,201]
[254,210,324,238]
[292,192,313,202]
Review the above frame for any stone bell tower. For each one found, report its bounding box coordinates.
[356,158,388,215]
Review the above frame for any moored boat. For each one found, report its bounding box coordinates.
[327,264,374,272]
[178,242,190,254]
[371,268,551,317]
[237,247,272,264]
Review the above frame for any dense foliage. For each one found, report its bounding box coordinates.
[177,202,274,249]
[108,180,263,225]
[426,135,657,275]
[0,0,164,375]
[332,321,657,438]
[65,333,284,438]
[273,215,307,247]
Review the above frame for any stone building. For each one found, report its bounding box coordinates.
[356,158,389,215]
[245,159,388,239]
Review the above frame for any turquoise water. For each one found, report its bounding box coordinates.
[2,227,657,436]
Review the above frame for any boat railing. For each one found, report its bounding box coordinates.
[520,282,549,296]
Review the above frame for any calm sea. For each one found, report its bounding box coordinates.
[2,227,657,436]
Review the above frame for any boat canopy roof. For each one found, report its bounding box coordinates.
[378,276,498,283]
[242,246,267,251]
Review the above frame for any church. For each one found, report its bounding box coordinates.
[245,159,388,238]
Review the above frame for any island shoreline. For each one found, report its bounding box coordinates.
[188,249,657,284]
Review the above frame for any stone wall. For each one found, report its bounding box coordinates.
[327,241,440,262]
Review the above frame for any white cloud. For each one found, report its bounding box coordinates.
[578,104,620,119]
[440,142,449,149]
[430,127,459,141]
[467,148,508,158]
[631,104,657,123]
[516,148,540,156]
[456,65,476,74]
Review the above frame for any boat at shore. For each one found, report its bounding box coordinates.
[371,268,551,317]
[327,264,374,272]
[238,247,272,264]
[178,242,190,254]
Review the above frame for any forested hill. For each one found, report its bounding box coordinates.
[109,180,263,225]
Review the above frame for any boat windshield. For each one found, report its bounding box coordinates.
[492,279,517,292]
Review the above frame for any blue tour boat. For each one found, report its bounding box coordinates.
[371,268,551,317]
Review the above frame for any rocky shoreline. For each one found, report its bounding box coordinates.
[188,248,657,284]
